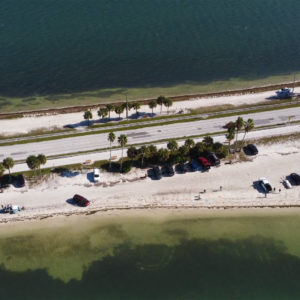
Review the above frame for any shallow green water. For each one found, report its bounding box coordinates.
[1,211,300,299]
[0,0,300,100]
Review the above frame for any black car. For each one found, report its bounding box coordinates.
[0,175,10,188]
[153,166,162,180]
[244,144,258,155]
[176,163,188,174]
[207,152,220,166]
[165,164,175,177]
[16,174,25,187]
[290,173,300,185]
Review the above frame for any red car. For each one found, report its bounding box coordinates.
[224,121,236,129]
[198,157,211,169]
[73,194,90,207]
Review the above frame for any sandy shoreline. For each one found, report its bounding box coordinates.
[1,87,300,136]
[1,138,300,224]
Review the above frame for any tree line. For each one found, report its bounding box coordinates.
[0,154,47,180]
[106,131,229,173]
[84,95,173,125]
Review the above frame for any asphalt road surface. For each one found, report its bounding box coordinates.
[1,107,300,161]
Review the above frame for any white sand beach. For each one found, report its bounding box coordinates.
[1,87,299,136]
[1,138,300,223]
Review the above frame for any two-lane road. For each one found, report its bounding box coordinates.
[1,107,299,161]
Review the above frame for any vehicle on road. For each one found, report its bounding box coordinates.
[224,121,236,129]
[189,160,199,172]
[276,88,294,99]
[290,173,300,185]
[165,164,175,177]
[93,168,100,182]
[207,152,220,166]
[283,179,292,189]
[153,166,162,180]
[198,157,211,170]
[243,144,258,155]
[259,177,272,193]
[16,174,25,187]
[72,194,90,207]
[176,163,188,174]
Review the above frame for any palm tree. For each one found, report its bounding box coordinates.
[203,136,214,149]
[226,131,235,154]
[139,145,150,167]
[148,100,157,116]
[127,146,137,161]
[118,134,128,172]
[106,104,114,120]
[108,132,116,170]
[184,138,195,149]
[241,118,254,150]
[178,145,190,162]
[0,163,4,177]
[98,107,108,119]
[115,105,124,119]
[3,157,14,183]
[157,148,169,163]
[157,96,166,114]
[132,102,141,117]
[234,117,244,152]
[167,140,178,152]
[163,98,173,114]
[26,155,40,178]
[84,110,93,126]
[37,154,47,176]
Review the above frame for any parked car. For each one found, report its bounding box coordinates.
[153,166,162,180]
[16,174,25,187]
[283,179,292,189]
[176,163,188,174]
[259,177,272,193]
[290,173,300,185]
[243,144,258,155]
[224,121,236,129]
[189,160,199,172]
[198,156,211,170]
[207,152,220,166]
[73,194,90,207]
[93,168,100,182]
[165,164,175,177]
[0,175,10,188]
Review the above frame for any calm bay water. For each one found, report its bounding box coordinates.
[0,0,300,97]
[1,211,300,299]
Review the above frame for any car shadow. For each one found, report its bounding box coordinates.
[253,180,266,194]
[66,198,77,206]
[61,171,80,178]
[87,172,94,183]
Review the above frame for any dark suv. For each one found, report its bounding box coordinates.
[17,174,25,187]
[176,163,188,174]
[73,194,90,207]
[244,144,258,155]
[207,152,220,166]
[290,173,300,185]
[165,164,175,177]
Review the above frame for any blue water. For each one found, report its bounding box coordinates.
[0,0,299,96]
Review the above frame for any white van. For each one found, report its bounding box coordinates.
[93,168,100,182]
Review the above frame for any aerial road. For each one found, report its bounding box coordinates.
[1,107,299,161]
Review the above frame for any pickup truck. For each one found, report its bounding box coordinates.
[259,177,272,193]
